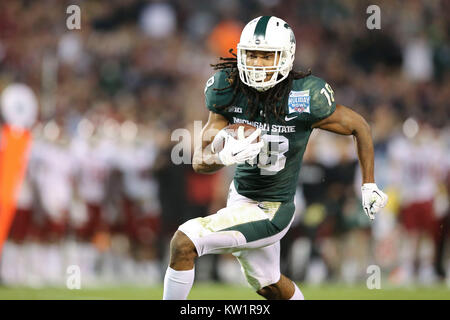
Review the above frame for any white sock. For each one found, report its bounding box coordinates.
[289,283,305,300]
[163,266,195,300]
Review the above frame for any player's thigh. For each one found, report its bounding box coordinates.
[233,242,281,291]
[179,201,295,257]
[178,180,295,257]
[178,201,269,256]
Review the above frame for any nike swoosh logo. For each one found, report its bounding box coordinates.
[285,115,297,121]
[232,150,244,157]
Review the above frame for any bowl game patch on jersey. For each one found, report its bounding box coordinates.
[288,90,310,114]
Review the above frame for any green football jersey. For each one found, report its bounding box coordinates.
[204,69,336,203]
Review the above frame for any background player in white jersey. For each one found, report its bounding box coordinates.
[388,122,446,283]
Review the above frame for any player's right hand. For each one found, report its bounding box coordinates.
[361,183,388,220]
[216,128,263,166]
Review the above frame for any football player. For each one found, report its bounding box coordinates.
[163,16,388,300]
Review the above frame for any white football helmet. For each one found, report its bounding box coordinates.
[237,16,296,92]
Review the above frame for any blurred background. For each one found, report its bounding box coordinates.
[0,0,449,295]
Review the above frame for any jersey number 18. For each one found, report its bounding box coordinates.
[257,134,289,175]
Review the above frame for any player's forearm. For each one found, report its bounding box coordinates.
[352,118,375,184]
[192,144,224,174]
[314,105,375,184]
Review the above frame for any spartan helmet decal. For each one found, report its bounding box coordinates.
[237,16,296,92]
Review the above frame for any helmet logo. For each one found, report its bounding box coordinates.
[255,39,260,45]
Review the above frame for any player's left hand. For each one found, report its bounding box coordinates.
[361,183,388,220]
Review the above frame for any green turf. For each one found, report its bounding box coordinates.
[0,283,449,300]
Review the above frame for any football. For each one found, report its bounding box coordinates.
[211,123,260,153]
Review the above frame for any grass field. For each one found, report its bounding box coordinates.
[0,283,449,300]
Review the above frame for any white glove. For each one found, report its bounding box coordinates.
[214,127,263,166]
[361,183,388,220]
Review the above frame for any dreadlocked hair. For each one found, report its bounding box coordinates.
[210,49,311,123]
